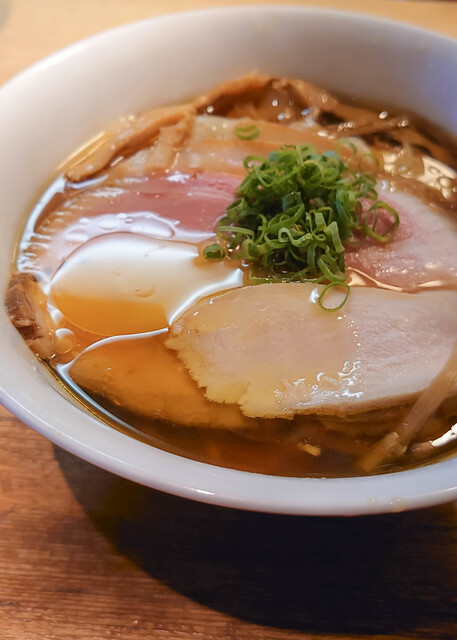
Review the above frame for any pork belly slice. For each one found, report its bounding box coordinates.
[166,283,457,418]
[68,333,256,429]
[346,189,457,289]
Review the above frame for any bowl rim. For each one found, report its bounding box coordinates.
[2,4,457,96]
[2,5,457,516]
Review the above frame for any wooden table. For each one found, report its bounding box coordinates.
[1,2,457,639]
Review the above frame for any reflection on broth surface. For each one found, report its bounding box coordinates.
[51,233,243,335]
[5,73,457,477]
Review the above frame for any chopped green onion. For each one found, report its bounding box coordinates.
[203,244,226,260]
[336,139,358,163]
[235,124,261,140]
[361,200,400,242]
[318,283,351,312]
[203,142,399,309]
[358,153,380,176]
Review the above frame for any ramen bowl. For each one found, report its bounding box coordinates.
[1,7,457,515]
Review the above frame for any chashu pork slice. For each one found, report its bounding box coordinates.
[346,189,457,289]
[166,283,457,418]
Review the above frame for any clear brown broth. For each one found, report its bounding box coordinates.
[8,82,457,477]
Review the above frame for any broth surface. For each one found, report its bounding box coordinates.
[6,74,457,477]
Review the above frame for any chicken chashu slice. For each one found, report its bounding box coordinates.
[166,283,457,419]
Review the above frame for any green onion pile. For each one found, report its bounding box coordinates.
[203,142,399,310]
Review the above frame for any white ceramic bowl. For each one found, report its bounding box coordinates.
[1,7,457,516]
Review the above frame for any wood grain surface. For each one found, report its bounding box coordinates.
[2,2,457,639]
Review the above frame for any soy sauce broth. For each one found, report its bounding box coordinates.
[6,75,457,478]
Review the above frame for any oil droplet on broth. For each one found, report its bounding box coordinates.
[50,232,243,336]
